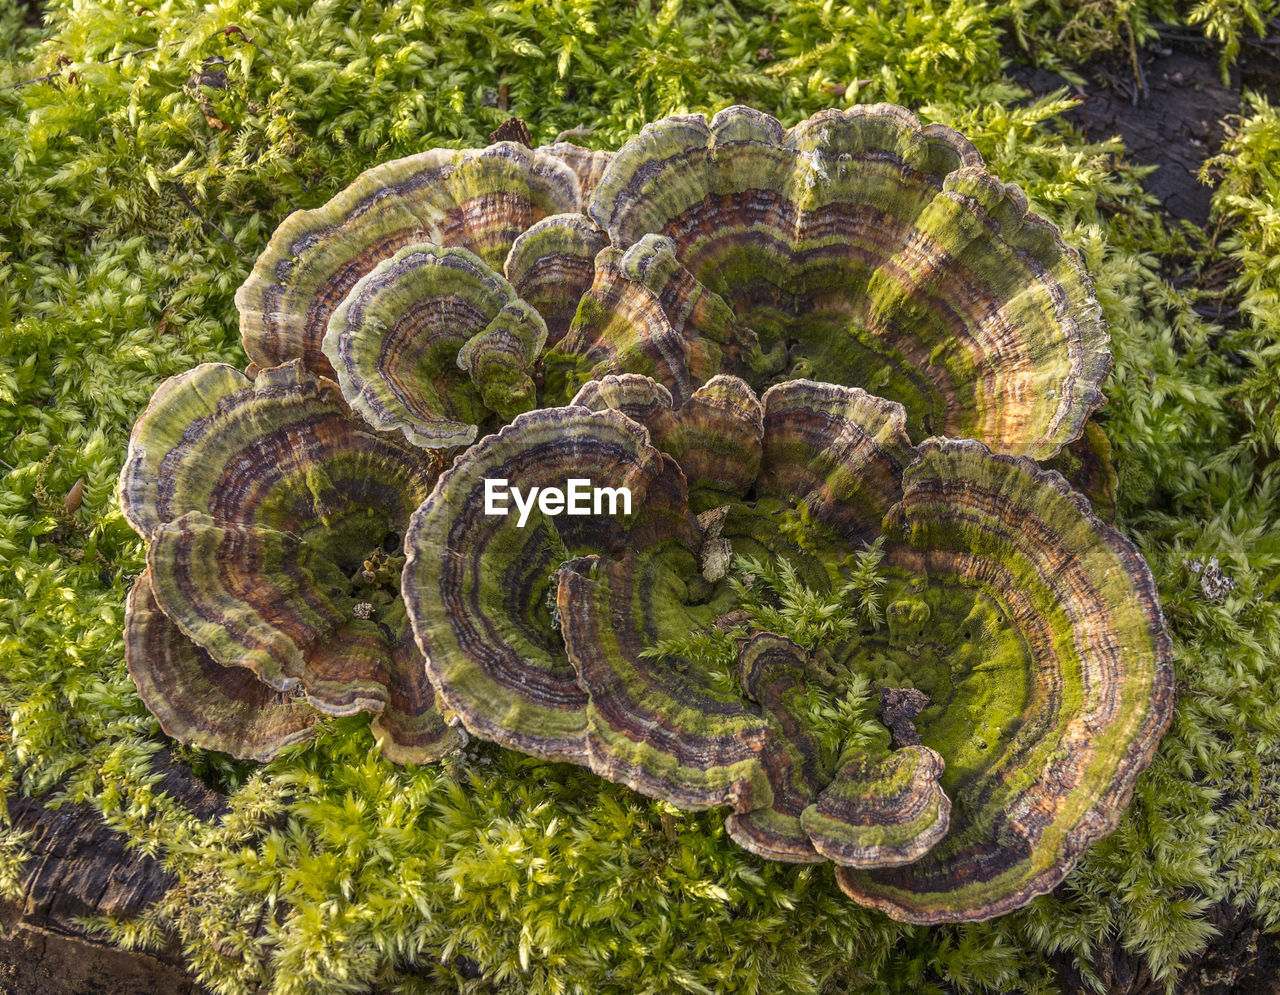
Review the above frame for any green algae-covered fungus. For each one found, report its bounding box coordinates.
[589,105,1110,456]
[401,404,706,763]
[234,105,1107,462]
[402,375,1172,922]
[235,140,603,378]
[119,103,1166,928]
[323,243,549,448]
[835,438,1175,922]
[118,360,462,763]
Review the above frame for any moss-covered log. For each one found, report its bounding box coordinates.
[1,759,219,995]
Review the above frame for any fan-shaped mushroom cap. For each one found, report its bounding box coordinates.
[125,571,318,762]
[504,213,609,346]
[119,362,439,540]
[801,746,950,869]
[569,373,679,438]
[118,360,460,763]
[835,438,1174,922]
[759,380,916,542]
[402,405,702,761]
[571,373,763,508]
[323,244,547,448]
[118,362,248,540]
[722,633,829,863]
[588,104,1108,457]
[545,234,764,406]
[236,142,586,378]
[556,553,777,811]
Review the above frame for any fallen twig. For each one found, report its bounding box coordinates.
[222,26,283,70]
[10,43,184,89]
[172,181,248,257]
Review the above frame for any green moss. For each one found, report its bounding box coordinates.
[1001,0,1278,79]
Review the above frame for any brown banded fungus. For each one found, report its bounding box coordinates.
[505,213,609,347]
[236,140,605,379]
[235,105,1106,463]
[538,142,614,203]
[118,360,461,763]
[544,234,773,406]
[323,244,548,448]
[723,632,950,867]
[569,373,764,506]
[404,373,1172,921]
[833,438,1174,922]
[588,105,1109,457]
[401,404,754,780]
[125,571,318,762]
[125,105,1167,924]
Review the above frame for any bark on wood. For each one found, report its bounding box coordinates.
[0,752,220,995]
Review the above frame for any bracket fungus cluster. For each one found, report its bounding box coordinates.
[401,375,1171,921]
[119,361,459,763]
[121,104,1173,923]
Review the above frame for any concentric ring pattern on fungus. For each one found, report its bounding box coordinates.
[403,378,1173,922]
[588,104,1109,457]
[119,360,460,763]
[120,105,1169,925]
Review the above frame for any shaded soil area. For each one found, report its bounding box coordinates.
[1011,42,1232,226]
[1011,24,1279,229]
[1050,901,1280,995]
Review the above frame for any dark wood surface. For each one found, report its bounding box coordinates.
[0,754,219,995]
